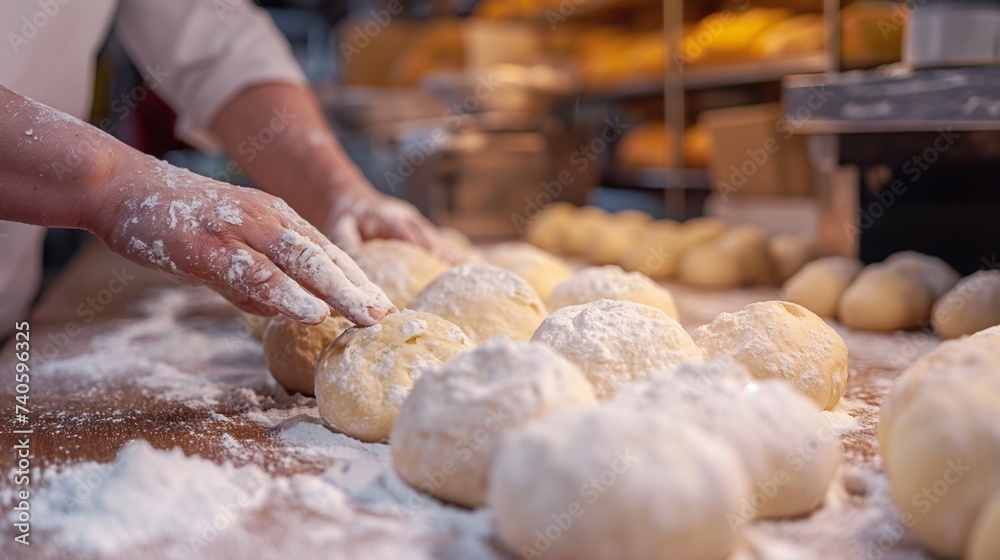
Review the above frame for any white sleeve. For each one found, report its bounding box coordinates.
[114,0,308,149]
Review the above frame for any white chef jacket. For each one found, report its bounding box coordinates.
[0,0,307,335]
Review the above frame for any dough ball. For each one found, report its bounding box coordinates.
[620,220,682,278]
[409,262,548,343]
[969,490,1000,560]
[262,313,353,395]
[548,265,678,319]
[438,227,481,262]
[485,243,573,301]
[353,240,449,309]
[678,225,770,288]
[839,265,932,331]
[561,206,610,255]
[677,216,727,249]
[531,299,702,399]
[973,323,1000,342]
[524,202,575,252]
[315,310,473,442]
[877,334,999,468]
[693,301,849,410]
[488,407,749,560]
[242,312,270,340]
[782,256,863,317]
[583,211,649,265]
[877,336,1000,558]
[768,233,815,283]
[932,270,1000,339]
[390,337,596,507]
[614,360,842,518]
[884,251,960,300]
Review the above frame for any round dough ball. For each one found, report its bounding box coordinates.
[584,211,649,265]
[561,206,610,255]
[768,233,815,283]
[409,262,547,343]
[678,225,770,288]
[390,337,596,507]
[547,265,678,319]
[315,310,473,442]
[782,256,863,318]
[242,312,270,340]
[879,357,1000,558]
[877,334,999,469]
[973,323,1000,342]
[485,243,573,301]
[438,227,481,262]
[353,240,449,309]
[932,270,1000,339]
[884,251,960,300]
[693,301,849,410]
[531,299,702,399]
[524,202,575,252]
[620,220,682,278]
[614,360,842,519]
[262,313,353,395]
[677,216,727,249]
[839,265,932,331]
[488,407,749,560]
[969,490,1000,560]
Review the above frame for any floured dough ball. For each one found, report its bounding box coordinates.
[531,299,702,399]
[485,242,573,301]
[262,313,353,395]
[782,256,863,317]
[390,337,596,508]
[523,202,575,252]
[488,407,749,560]
[561,206,609,255]
[884,251,960,299]
[409,262,547,343]
[584,210,651,265]
[438,227,480,262]
[242,312,270,340]
[877,334,999,467]
[969,490,1000,560]
[693,301,849,410]
[548,265,678,319]
[932,270,1000,339]
[768,233,815,283]
[315,310,473,442]
[974,323,1000,342]
[620,220,682,278]
[352,240,448,309]
[614,360,842,519]
[678,225,770,288]
[839,265,932,331]
[877,335,1000,558]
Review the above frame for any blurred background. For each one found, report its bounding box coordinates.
[68,0,999,282]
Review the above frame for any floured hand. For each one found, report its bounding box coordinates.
[326,189,458,262]
[91,156,395,326]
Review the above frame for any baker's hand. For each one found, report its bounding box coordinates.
[89,157,395,326]
[326,188,457,262]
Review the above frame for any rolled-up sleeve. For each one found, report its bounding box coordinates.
[114,0,307,149]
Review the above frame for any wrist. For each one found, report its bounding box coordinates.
[78,147,142,239]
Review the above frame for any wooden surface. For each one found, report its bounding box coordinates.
[0,241,940,559]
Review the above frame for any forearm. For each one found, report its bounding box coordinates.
[210,82,370,229]
[0,85,123,231]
